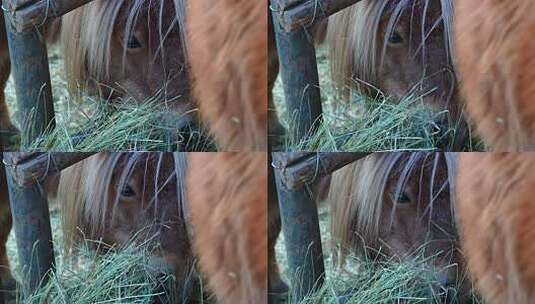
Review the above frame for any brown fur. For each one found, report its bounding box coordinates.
[457,153,535,303]
[188,1,267,151]
[456,1,535,150]
[187,153,267,303]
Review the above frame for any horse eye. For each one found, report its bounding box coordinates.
[121,184,136,197]
[388,31,404,44]
[397,192,411,204]
[126,35,142,49]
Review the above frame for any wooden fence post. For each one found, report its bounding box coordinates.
[3,152,55,295]
[271,0,323,144]
[2,3,55,144]
[272,152,325,301]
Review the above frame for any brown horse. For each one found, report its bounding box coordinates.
[456,153,535,303]
[187,152,267,304]
[326,0,464,146]
[328,153,465,295]
[187,0,267,151]
[456,1,535,150]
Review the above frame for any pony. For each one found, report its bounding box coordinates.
[58,152,197,301]
[328,153,465,294]
[456,153,535,303]
[326,0,465,147]
[187,0,267,151]
[455,1,535,150]
[187,152,267,304]
[0,0,194,145]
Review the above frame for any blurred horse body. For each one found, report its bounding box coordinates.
[457,154,535,304]
[328,153,464,292]
[327,0,464,146]
[188,0,267,151]
[188,153,267,304]
[456,1,535,151]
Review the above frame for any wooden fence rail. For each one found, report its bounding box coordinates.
[3,0,95,32]
[271,0,361,32]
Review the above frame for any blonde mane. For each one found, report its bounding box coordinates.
[328,152,457,263]
[61,0,187,96]
[58,152,188,253]
[326,0,455,97]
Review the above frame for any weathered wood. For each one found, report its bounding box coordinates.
[271,0,323,144]
[2,0,95,32]
[271,0,361,32]
[4,152,94,187]
[3,152,55,295]
[273,152,325,301]
[273,152,370,190]
[2,6,55,143]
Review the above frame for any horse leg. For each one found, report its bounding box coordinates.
[0,164,15,302]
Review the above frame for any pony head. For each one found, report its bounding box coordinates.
[328,0,464,143]
[59,152,196,298]
[329,153,464,289]
[62,0,193,128]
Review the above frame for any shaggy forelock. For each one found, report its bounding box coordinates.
[61,0,187,92]
[328,152,457,265]
[327,0,455,98]
[59,152,188,253]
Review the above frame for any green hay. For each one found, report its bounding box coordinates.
[6,207,209,304]
[15,99,216,152]
[16,243,207,304]
[281,93,484,152]
[281,253,481,304]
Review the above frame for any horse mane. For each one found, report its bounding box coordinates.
[60,0,187,97]
[326,0,455,98]
[328,152,457,265]
[58,152,188,254]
